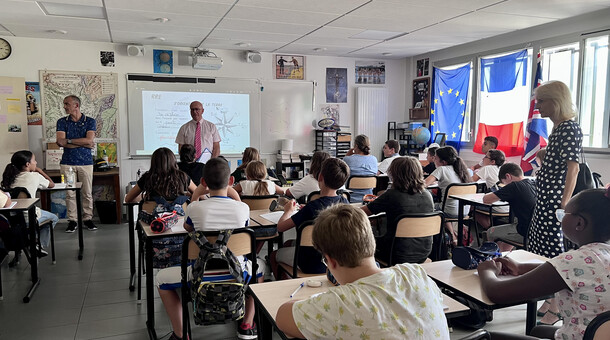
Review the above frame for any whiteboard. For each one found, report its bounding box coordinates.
[260,80,315,154]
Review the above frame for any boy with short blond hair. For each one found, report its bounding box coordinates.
[276,205,450,340]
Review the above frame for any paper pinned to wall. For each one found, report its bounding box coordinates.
[46,149,63,170]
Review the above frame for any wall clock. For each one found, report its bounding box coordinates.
[0,38,12,60]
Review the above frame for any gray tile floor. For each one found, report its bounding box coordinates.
[0,220,552,340]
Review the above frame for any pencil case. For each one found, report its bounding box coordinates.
[452,242,501,270]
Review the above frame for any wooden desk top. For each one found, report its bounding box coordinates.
[249,209,279,226]
[141,216,264,238]
[421,250,548,306]
[39,182,82,191]
[449,193,508,206]
[3,198,39,210]
[250,275,470,325]
[45,167,119,177]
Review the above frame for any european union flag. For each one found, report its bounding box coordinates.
[431,64,471,150]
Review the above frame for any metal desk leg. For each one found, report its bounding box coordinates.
[128,207,136,291]
[526,301,536,335]
[145,238,158,340]
[457,200,465,247]
[76,189,84,260]
[24,206,40,303]
[137,226,143,302]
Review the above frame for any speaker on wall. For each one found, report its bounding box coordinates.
[127,45,144,57]
[246,51,262,63]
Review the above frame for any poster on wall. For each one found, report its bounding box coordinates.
[416,58,430,77]
[355,60,385,84]
[153,49,173,74]
[26,82,42,125]
[100,51,115,67]
[275,55,304,80]
[319,104,340,123]
[326,68,347,103]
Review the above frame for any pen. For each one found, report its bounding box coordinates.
[290,282,305,298]
[503,249,514,258]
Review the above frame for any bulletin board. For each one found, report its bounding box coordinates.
[0,76,29,166]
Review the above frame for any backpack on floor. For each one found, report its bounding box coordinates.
[189,230,248,326]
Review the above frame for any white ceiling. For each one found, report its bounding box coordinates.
[1,0,610,58]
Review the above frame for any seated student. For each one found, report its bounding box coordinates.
[343,134,378,202]
[471,135,498,171]
[177,144,204,185]
[276,204,451,340]
[2,150,58,255]
[234,161,284,196]
[424,146,471,245]
[472,149,506,189]
[477,187,610,340]
[125,147,197,203]
[362,156,434,264]
[155,157,265,340]
[270,158,350,278]
[422,144,440,177]
[377,139,401,175]
[477,163,536,252]
[191,156,240,202]
[285,151,330,201]
[0,190,11,208]
[231,147,260,183]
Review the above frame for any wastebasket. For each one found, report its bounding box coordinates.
[96,200,117,224]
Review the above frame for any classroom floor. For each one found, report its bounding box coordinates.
[0,220,554,340]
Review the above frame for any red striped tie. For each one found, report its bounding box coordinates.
[194,121,201,158]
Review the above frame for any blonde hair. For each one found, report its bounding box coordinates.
[312,204,375,268]
[245,161,269,196]
[354,134,371,155]
[534,81,577,121]
[237,147,260,171]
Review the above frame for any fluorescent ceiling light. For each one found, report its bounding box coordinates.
[350,30,404,40]
[38,1,106,20]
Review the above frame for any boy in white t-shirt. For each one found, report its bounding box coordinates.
[156,157,264,340]
[276,204,450,340]
[471,136,498,171]
[377,139,401,175]
[471,149,505,189]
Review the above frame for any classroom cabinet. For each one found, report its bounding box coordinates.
[314,130,351,158]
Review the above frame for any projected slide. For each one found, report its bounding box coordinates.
[141,91,250,155]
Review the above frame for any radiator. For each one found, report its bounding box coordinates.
[356,87,389,160]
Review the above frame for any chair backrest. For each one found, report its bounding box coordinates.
[287,221,316,277]
[390,212,445,263]
[441,183,478,212]
[241,195,278,210]
[307,190,350,203]
[9,187,31,199]
[186,229,255,260]
[584,311,610,340]
[346,176,377,190]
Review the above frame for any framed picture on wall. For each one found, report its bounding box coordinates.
[412,77,430,109]
[275,55,304,80]
[416,58,429,77]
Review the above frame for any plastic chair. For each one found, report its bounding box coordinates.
[180,228,257,340]
[241,195,279,210]
[277,221,323,279]
[376,211,445,266]
[306,190,350,203]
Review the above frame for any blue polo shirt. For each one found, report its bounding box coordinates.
[57,114,96,165]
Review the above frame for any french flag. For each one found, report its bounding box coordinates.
[520,53,548,175]
[474,50,530,157]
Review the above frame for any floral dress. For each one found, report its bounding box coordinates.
[527,120,582,257]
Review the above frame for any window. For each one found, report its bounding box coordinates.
[580,35,609,148]
[541,42,580,134]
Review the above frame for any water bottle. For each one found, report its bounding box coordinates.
[102,149,109,163]
[67,167,75,187]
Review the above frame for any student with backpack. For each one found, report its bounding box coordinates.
[155,157,264,340]
[477,187,610,340]
[276,204,450,339]
[1,150,58,255]
[234,161,284,196]
[270,158,350,279]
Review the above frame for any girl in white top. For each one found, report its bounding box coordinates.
[1,150,59,250]
[235,161,285,196]
[285,151,330,201]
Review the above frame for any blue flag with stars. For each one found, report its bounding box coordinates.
[431,64,470,151]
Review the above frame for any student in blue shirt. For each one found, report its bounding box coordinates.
[55,95,97,232]
[343,134,378,202]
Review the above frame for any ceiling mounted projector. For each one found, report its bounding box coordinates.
[192,49,223,70]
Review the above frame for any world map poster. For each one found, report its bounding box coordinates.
[41,71,119,141]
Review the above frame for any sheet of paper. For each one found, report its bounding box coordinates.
[197,148,212,164]
[0,201,18,210]
[260,211,295,224]
[53,183,67,189]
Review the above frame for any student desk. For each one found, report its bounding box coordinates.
[2,198,40,302]
[449,193,509,246]
[138,216,269,340]
[421,249,548,335]
[39,182,85,260]
[250,274,470,340]
[43,168,122,224]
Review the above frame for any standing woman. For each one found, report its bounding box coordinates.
[342,134,378,202]
[528,80,582,325]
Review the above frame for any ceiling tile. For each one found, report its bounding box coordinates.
[225,6,337,26]
[233,0,369,15]
[104,0,231,17]
[482,0,610,19]
[111,30,201,46]
[208,29,299,43]
[106,9,217,29]
[109,21,212,37]
[198,37,283,51]
[216,18,316,35]
[4,23,110,41]
[0,1,108,29]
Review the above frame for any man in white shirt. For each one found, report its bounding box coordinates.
[175,101,221,160]
[377,139,401,174]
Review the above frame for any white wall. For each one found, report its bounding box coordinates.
[1,36,407,203]
[409,8,610,184]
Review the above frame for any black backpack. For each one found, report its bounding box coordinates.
[187,230,248,325]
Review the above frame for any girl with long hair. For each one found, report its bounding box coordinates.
[234,161,284,196]
[231,147,260,183]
